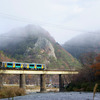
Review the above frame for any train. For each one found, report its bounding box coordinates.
[0,62,46,70]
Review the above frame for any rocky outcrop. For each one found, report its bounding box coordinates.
[34,37,57,59]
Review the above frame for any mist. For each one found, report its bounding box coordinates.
[0,0,100,44]
[0,24,55,48]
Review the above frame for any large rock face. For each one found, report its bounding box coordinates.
[34,37,56,59]
[0,25,81,69]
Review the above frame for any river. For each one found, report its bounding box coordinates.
[1,92,100,100]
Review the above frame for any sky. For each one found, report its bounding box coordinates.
[0,0,100,44]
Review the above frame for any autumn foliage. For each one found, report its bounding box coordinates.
[90,54,100,76]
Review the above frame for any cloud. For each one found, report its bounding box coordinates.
[0,0,100,44]
[73,6,84,13]
[64,0,100,31]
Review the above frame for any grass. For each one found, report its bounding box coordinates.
[93,83,98,100]
[26,85,40,90]
[66,82,100,92]
[0,85,58,99]
[0,87,26,99]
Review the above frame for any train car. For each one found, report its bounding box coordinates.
[14,62,24,69]
[24,63,36,70]
[0,62,2,68]
[24,63,46,70]
[36,64,46,70]
[29,63,36,69]
[6,62,13,69]
[0,62,13,69]
[0,62,24,69]
[0,62,46,70]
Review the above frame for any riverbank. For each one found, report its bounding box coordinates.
[0,86,59,99]
[1,92,100,100]
[26,88,59,94]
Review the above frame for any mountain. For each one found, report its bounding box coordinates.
[0,25,81,70]
[0,51,13,62]
[63,32,100,65]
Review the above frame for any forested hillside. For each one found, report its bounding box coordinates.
[63,32,100,65]
[0,51,13,62]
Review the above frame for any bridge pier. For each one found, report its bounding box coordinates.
[0,74,3,89]
[19,74,26,90]
[40,74,46,92]
[59,74,64,92]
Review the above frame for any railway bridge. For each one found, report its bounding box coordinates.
[0,70,79,92]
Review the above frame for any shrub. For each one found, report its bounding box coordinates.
[0,87,26,99]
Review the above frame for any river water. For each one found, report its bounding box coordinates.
[1,92,100,100]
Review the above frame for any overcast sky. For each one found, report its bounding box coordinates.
[0,0,100,44]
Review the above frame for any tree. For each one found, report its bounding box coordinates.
[90,54,100,77]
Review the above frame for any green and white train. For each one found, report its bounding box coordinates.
[0,62,46,70]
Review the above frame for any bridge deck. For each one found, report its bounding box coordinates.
[0,70,79,74]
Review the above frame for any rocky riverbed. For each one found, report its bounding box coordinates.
[1,92,100,100]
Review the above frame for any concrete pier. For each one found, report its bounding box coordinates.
[59,74,64,92]
[0,74,3,89]
[19,74,26,89]
[0,70,79,92]
[40,74,46,92]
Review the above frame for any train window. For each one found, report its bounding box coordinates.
[16,64,21,66]
[0,62,2,66]
[29,64,34,67]
[7,63,13,65]
[37,65,41,67]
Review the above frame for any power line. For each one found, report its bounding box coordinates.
[0,12,35,23]
[63,44,100,49]
[0,35,100,49]
[0,12,94,33]
[0,35,39,41]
